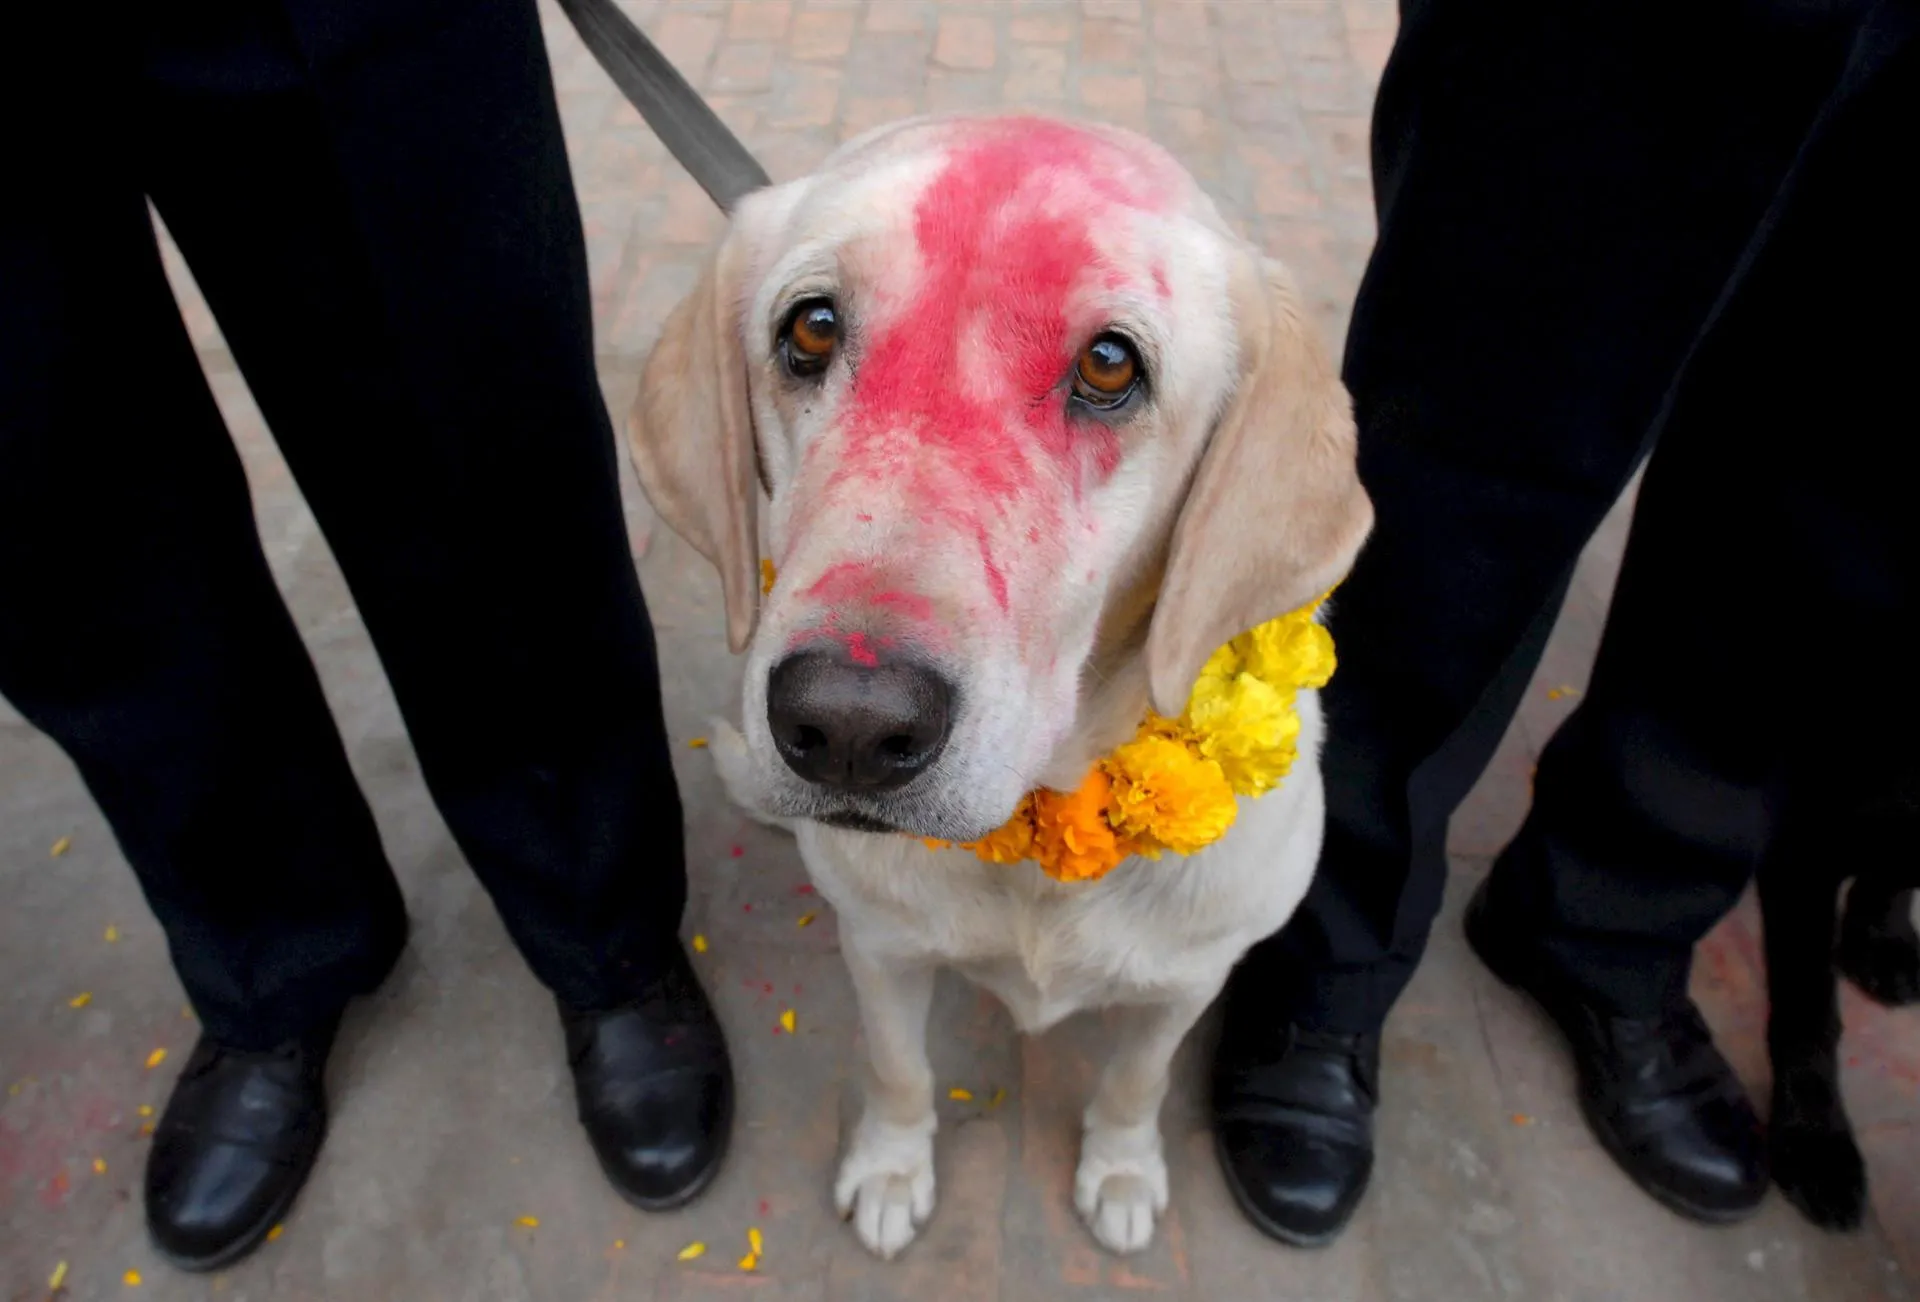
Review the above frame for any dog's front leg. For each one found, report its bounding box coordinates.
[835,937,939,1259]
[1077,995,1210,1254]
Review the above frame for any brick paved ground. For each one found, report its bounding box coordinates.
[5,2,1919,1299]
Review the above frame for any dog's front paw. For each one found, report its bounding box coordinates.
[1075,1123,1169,1255]
[1772,1122,1868,1231]
[835,1118,936,1260]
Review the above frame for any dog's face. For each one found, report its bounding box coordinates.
[631,116,1370,842]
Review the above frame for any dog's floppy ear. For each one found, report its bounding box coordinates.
[627,217,763,653]
[1145,255,1373,715]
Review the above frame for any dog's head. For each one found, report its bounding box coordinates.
[630,115,1370,841]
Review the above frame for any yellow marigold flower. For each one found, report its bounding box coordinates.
[1106,736,1238,854]
[1232,607,1335,691]
[1188,668,1299,795]
[1030,770,1128,882]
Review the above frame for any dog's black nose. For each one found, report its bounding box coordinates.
[766,651,952,792]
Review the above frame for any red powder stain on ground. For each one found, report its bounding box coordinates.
[846,632,881,667]
[759,1199,771,1217]
[795,884,816,895]
[42,1167,71,1208]
[731,845,746,859]
[856,513,873,523]
[763,982,775,995]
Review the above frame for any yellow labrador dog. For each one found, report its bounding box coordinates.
[628,114,1371,1259]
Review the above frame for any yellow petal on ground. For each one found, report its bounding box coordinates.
[267,1224,284,1242]
[692,934,709,954]
[688,737,709,749]
[988,1088,1007,1109]
[613,1239,625,1250]
[779,1009,796,1035]
[70,992,92,1009]
[124,1270,143,1287]
[796,912,817,928]
[51,836,72,858]
[676,1241,706,1261]
[948,1087,973,1102]
[516,1216,540,1229]
[1511,1113,1533,1127]
[137,1104,153,1118]
[104,925,120,943]
[760,558,777,595]
[138,1123,155,1138]
[1546,685,1581,700]
[738,1252,759,1272]
[93,1157,107,1174]
[49,1261,68,1290]
[144,1048,166,1070]
[748,1227,764,1256]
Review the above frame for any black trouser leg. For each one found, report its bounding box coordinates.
[0,0,685,1046]
[1230,0,1856,1032]
[0,119,406,1051]
[133,0,687,1011]
[1485,1,1920,1013]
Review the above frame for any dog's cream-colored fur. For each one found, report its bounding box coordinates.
[628,114,1371,1259]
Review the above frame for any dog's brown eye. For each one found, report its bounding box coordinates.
[1073,335,1139,408]
[782,298,838,377]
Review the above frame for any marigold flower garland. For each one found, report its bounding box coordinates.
[759,559,1334,885]
[931,596,1337,882]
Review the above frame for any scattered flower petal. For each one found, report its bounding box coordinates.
[796,912,817,928]
[1547,685,1581,700]
[139,1123,154,1138]
[93,1157,107,1174]
[613,1239,625,1250]
[124,1270,143,1287]
[104,925,120,943]
[137,1105,153,1118]
[677,1241,706,1261]
[948,1087,974,1102]
[688,737,709,749]
[1511,1113,1533,1127]
[517,1216,540,1229]
[738,1252,759,1272]
[51,836,72,858]
[988,1088,1007,1109]
[267,1224,284,1242]
[144,1049,166,1070]
[778,1009,796,1034]
[748,1227,764,1256]
[70,993,92,1009]
[49,1261,68,1290]
[760,558,777,595]
[693,934,709,954]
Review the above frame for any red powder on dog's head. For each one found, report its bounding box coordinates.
[835,119,1170,609]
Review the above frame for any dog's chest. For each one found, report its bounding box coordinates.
[803,828,1289,1034]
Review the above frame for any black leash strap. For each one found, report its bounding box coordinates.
[555,0,770,212]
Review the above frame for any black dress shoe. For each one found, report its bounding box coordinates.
[562,942,733,1210]
[1212,1013,1378,1248]
[1465,877,1767,1222]
[144,1022,335,1271]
